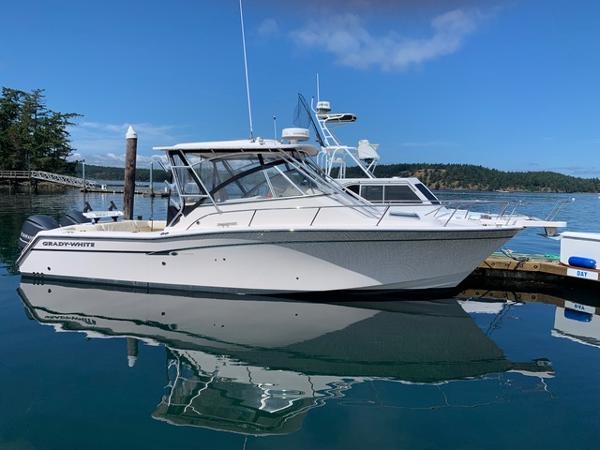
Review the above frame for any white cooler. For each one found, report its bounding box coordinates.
[560,232,600,267]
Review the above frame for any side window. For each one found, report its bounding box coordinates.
[170,153,204,204]
[345,184,360,195]
[384,185,421,202]
[361,185,384,202]
[415,183,440,204]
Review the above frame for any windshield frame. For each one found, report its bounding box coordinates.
[167,149,338,211]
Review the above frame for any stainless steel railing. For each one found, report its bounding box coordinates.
[183,199,523,230]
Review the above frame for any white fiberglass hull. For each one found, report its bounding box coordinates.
[18,228,518,293]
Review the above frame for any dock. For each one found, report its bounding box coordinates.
[84,186,169,197]
[1,169,169,197]
[0,170,96,190]
[471,252,600,288]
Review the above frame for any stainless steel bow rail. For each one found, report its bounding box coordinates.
[0,170,97,189]
[426,199,523,226]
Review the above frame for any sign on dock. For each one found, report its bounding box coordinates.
[566,267,599,281]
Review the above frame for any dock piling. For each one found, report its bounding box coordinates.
[123,126,138,220]
[150,161,154,197]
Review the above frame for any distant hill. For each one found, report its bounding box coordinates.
[83,163,600,193]
[350,163,600,193]
[83,164,170,183]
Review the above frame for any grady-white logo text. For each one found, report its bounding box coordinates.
[42,241,95,248]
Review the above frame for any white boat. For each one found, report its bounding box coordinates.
[18,133,527,293]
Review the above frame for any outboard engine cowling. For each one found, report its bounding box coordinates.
[59,210,90,227]
[18,215,60,250]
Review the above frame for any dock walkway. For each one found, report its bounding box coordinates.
[0,170,97,189]
[0,170,168,196]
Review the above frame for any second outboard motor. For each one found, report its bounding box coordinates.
[59,210,90,227]
[18,215,60,250]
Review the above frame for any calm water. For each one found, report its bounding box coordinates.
[0,190,599,449]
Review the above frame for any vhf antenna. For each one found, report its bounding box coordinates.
[239,0,254,139]
[316,72,321,102]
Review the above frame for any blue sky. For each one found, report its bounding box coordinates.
[1,0,599,177]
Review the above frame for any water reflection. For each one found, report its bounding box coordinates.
[459,288,600,349]
[18,282,558,436]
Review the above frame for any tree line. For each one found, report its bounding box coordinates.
[0,87,79,173]
[350,163,600,193]
[83,164,170,183]
[87,161,600,193]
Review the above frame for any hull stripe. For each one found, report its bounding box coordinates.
[28,233,516,255]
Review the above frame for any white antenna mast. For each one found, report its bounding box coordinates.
[272,114,277,139]
[316,72,321,102]
[239,0,254,139]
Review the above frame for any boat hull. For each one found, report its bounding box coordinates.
[18,228,519,293]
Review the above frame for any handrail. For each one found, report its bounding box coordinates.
[309,208,321,226]
[545,198,575,221]
[186,202,386,230]
[181,198,533,231]
[444,205,461,226]
[0,170,96,188]
[376,205,391,226]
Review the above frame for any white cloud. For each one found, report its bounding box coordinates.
[400,141,458,148]
[290,9,483,71]
[69,121,179,167]
[258,18,280,37]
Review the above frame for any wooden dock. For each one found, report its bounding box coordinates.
[471,253,600,288]
[84,186,169,197]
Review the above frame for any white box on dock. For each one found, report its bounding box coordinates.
[560,232,600,267]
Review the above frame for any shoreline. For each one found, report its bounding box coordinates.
[1,181,598,195]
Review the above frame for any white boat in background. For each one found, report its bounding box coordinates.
[300,93,568,234]
[17,132,527,293]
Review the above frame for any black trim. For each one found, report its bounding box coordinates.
[27,228,517,247]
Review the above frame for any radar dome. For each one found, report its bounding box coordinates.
[282,128,310,144]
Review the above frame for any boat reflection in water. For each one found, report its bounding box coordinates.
[18,282,554,436]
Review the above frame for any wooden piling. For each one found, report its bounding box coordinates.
[127,337,139,368]
[150,161,154,197]
[123,126,137,220]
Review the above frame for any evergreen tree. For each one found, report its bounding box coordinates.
[0,87,80,173]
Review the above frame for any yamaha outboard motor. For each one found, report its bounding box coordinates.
[18,215,60,250]
[59,210,90,227]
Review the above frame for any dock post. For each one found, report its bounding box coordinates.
[150,161,154,197]
[123,126,137,220]
[82,159,86,192]
[127,337,139,368]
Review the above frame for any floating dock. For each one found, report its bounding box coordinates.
[83,187,169,197]
[472,252,600,287]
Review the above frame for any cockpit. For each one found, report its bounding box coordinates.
[157,139,344,225]
[169,151,330,206]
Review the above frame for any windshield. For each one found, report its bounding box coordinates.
[169,151,334,205]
